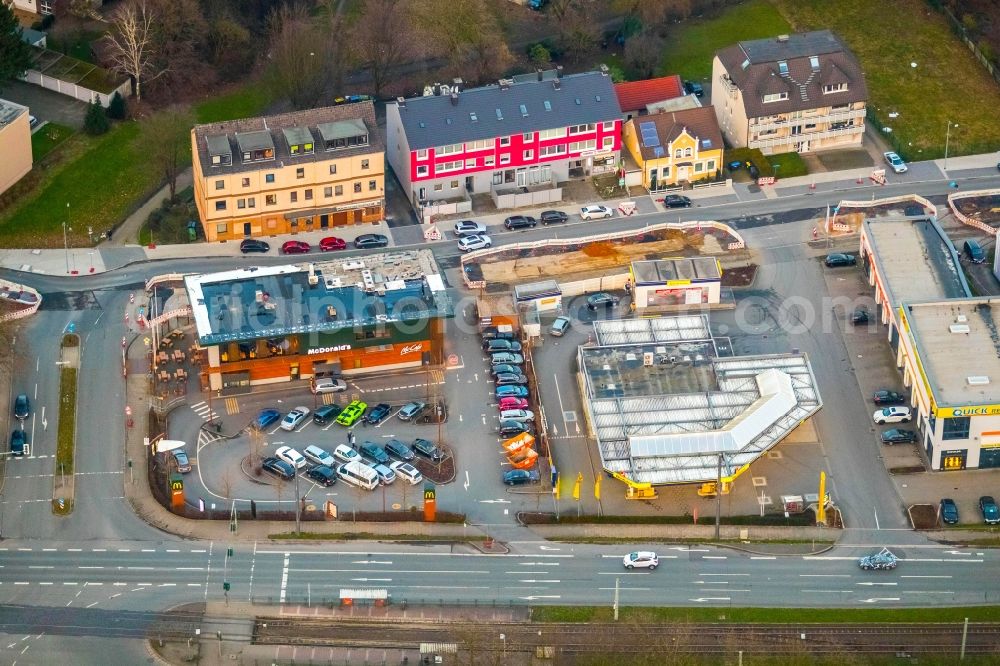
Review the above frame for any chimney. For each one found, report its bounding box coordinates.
[450,92,459,106]
[536,68,543,82]
[396,96,406,109]
[452,77,463,92]
[556,66,564,78]
[600,64,609,77]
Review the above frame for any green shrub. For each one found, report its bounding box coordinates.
[83,101,109,135]
[107,92,127,120]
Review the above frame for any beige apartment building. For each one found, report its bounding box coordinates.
[0,99,32,196]
[191,102,385,243]
[711,31,867,155]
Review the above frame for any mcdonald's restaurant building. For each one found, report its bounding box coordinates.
[184,250,451,392]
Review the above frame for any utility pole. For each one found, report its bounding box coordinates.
[294,471,301,534]
[613,577,620,621]
[62,206,70,274]
[960,617,968,660]
[715,454,722,540]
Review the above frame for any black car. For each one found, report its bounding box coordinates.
[825,253,857,267]
[385,438,415,461]
[354,233,389,249]
[485,339,522,353]
[491,364,523,377]
[586,292,616,310]
[239,239,270,254]
[940,498,959,524]
[498,419,531,437]
[495,372,528,386]
[503,469,540,485]
[261,457,295,481]
[683,80,704,97]
[873,390,905,405]
[10,429,26,457]
[851,307,870,325]
[13,393,29,420]
[540,210,569,225]
[480,326,515,341]
[412,437,443,461]
[881,429,917,445]
[662,194,692,208]
[305,465,337,487]
[504,215,537,230]
[364,403,392,425]
[358,441,390,465]
[979,496,1000,524]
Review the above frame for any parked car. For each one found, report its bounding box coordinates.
[312,403,342,425]
[280,406,310,431]
[480,326,515,341]
[384,439,415,461]
[261,457,295,481]
[503,469,539,485]
[10,429,26,457]
[825,253,856,267]
[662,194,692,208]
[485,339,522,353]
[586,292,616,310]
[500,409,534,422]
[390,461,423,485]
[239,239,270,254]
[881,429,917,445]
[275,446,307,469]
[623,551,659,569]
[683,80,703,97]
[504,215,537,230]
[305,465,337,487]
[884,151,907,173]
[336,400,367,426]
[281,240,310,255]
[364,403,392,425]
[851,307,870,325]
[372,463,396,485]
[171,450,192,473]
[457,234,492,252]
[963,239,986,264]
[412,437,443,461]
[311,377,347,394]
[453,220,487,237]
[13,394,29,420]
[498,420,531,438]
[873,406,912,424]
[873,390,905,405]
[333,444,361,463]
[319,236,347,251]
[255,408,281,429]
[496,385,530,399]
[580,205,613,220]
[397,401,428,421]
[498,397,529,411]
[491,352,524,365]
[979,496,1000,524]
[540,210,568,225]
[495,373,528,386]
[354,233,389,249]
[358,441,390,465]
[550,316,571,337]
[29,114,39,128]
[303,445,336,468]
[491,364,522,377]
[940,498,959,524]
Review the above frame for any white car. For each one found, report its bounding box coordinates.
[883,151,907,173]
[623,551,659,569]
[390,461,423,485]
[311,377,347,394]
[499,408,535,423]
[873,406,912,424]
[279,406,311,431]
[302,444,336,467]
[580,205,613,220]
[453,220,486,237]
[333,444,360,463]
[457,233,492,252]
[275,446,307,469]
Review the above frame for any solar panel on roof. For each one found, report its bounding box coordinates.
[638,121,660,148]
[544,100,552,111]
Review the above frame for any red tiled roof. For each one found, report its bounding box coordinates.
[614,75,685,113]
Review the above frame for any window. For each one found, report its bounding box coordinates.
[499,136,511,146]
[695,163,704,173]
[601,136,614,150]
[805,123,817,130]
[433,184,443,192]
[684,147,692,157]
[568,123,596,134]
[215,180,224,190]
[464,139,492,152]
[354,182,362,193]
[823,83,847,94]
[266,194,277,205]
[237,199,246,209]
[296,167,304,179]
[216,223,227,234]
[304,189,313,200]
[329,164,337,175]
[484,156,495,166]
[662,166,670,177]
[649,168,657,180]
[324,186,333,197]
[416,149,428,160]
[437,160,463,173]
[265,173,275,183]
[450,180,459,189]
[538,128,566,140]
[215,200,226,211]
[465,158,477,168]
[523,132,533,142]
[778,61,788,75]
[568,139,596,153]
[500,154,511,165]
[248,197,255,208]
[763,92,789,103]
[539,145,565,157]
[942,417,970,440]
[674,149,682,158]
[335,185,343,196]
[831,103,850,112]
[437,143,463,156]
[603,121,615,131]
[361,159,370,169]
[289,141,313,156]
[290,191,298,203]
[324,134,369,150]
[523,150,533,160]
[810,55,820,71]
[707,160,716,171]
[417,165,429,177]
[211,154,231,166]
[241,177,250,187]
[368,180,377,191]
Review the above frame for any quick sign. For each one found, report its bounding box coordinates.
[937,405,1000,418]
[307,344,352,355]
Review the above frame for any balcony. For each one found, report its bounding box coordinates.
[751,107,866,132]
[749,123,865,149]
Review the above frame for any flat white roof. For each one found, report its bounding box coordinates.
[185,265,302,340]
[593,315,712,346]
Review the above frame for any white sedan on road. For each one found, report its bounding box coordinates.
[457,233,492,252]
[580,204,614,220]
[873,406,912,424]
[279,406,310,431]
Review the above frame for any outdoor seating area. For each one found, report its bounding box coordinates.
[150,327,201,398]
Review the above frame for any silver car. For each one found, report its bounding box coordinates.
[453,220,487,237]
[457,233,492,252]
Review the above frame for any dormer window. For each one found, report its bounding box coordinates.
[823,83,847,94]
[206,134,232,167]
[283,126,315,157]
[762,92,789,103]
[236,130,275,163]
[317,119,370,151]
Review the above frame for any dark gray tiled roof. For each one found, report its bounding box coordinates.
[716,30,867,119]
[393,70,620,151]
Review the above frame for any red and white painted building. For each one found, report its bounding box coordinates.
[386,68,622,216]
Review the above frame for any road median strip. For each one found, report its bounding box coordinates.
[53,333,80,515]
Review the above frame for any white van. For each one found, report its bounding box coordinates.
[336,461,379,490]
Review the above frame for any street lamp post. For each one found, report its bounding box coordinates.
[944,120,958,171]
[63,203,71,274]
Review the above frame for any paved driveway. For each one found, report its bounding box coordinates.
[1,79,88,129]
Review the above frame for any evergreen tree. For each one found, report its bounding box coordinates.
[106,91,127,120]
[84,100,110,135]
[0,3,34,91]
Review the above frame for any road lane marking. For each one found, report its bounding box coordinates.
[118,549,130,553]
[204,542,213,600]
[702,556,727,560]
[175,567,205,571]
[38,582,51,586]
[901,590,955,594]
[505,571,549,574]
[42,548,56,552]
[142,549,155,553]
[598,587,651,591]
[750,556,776,560]
[280,553,290,604]
[78,566,103,569]
[28,566,53,569]
[91,549,106,552]
[800,574,850,577]
[166,549,180,553]
[699,573,749,576]
[293,569,490,575]
[127,567,154,570]
[67,549,81,552]
[188,583,202,587]
[191,549,206,553]
[901,575,952,579]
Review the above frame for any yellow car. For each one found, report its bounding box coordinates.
[336,400,367,426]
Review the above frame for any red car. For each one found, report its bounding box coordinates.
[319,236,347,251]
[281,240,310,254]
[499,397,529,411]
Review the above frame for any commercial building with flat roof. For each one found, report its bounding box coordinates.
[183,249,451,391]
[629,258,722,310]
[0,99,32,196]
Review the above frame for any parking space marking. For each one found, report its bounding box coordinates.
[225,398,240,415]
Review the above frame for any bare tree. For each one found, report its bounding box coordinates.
[264,3,330,110]
[353,0,415,98]
[136,106,195,198]
[624,30,664,79]
[414,0,512,84]
[558,4,601,63]
[103,0,163,102]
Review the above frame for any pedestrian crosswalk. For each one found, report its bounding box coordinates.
[322,393,337,405]
[225,397,240,415]
[190,401,220,422]
[197,428,223,448]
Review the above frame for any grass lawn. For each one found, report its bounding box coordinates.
[658,0,790,81]
[767,151,809,178]
[532,605,1000,624]
[31,123,75,162]
[772,0,1000,160]
[195,82,273,124]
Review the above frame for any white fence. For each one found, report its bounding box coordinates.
[420,199,472,223]
[22,69,130,107]
[0,279,42,322]
[947,188,1000,237]
[560,273,630,296]
[491,186,563,210]
[829,193,938,234]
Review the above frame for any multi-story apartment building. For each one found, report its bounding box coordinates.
[191,103,384,243]
[711,31,867,155]
[0,98,32,196]
[386,68,621,217]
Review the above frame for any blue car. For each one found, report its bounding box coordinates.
[496,385,529,398]
[255,408,281,429]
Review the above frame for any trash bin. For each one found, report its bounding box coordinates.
[187,221,198,241]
